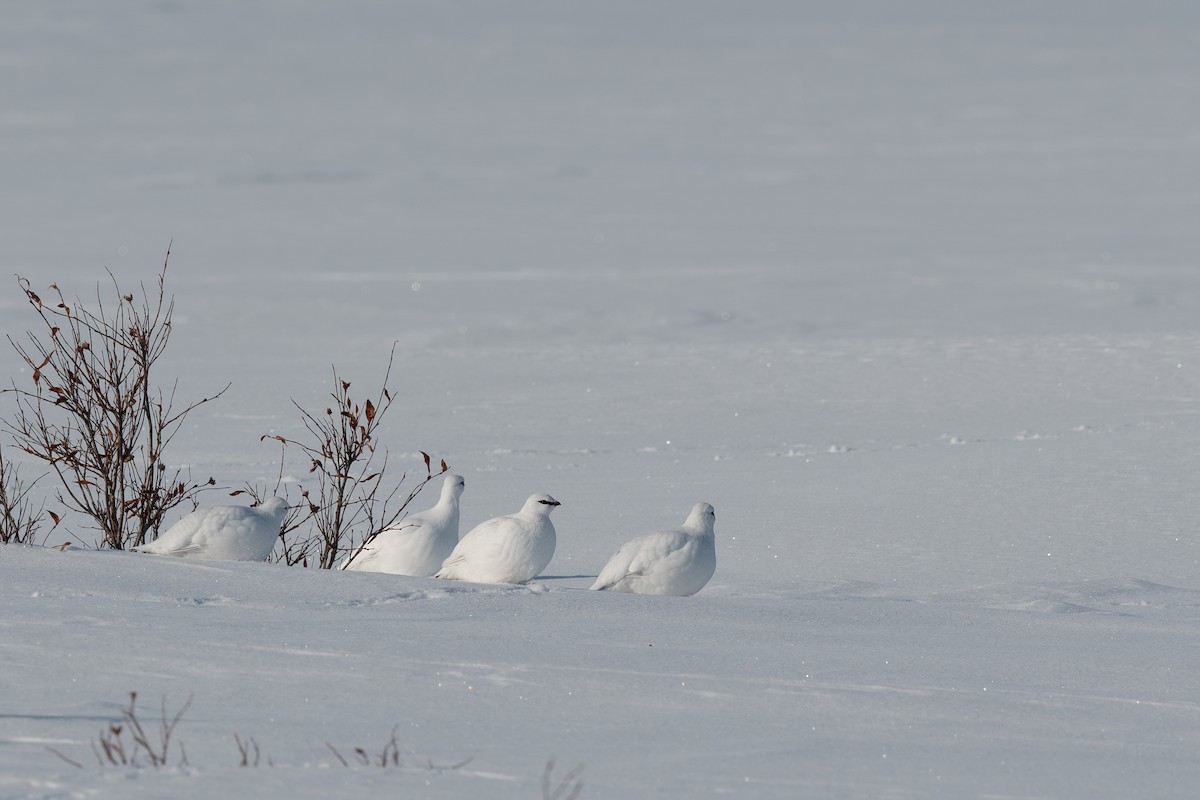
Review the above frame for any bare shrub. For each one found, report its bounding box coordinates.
[83,692,191,768]
[266,345,447,568]
[0,447,48,545]
[2,248,226,549]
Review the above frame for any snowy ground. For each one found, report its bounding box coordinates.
[4,2,1200,798]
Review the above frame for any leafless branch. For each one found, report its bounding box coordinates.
[2,247,225,548]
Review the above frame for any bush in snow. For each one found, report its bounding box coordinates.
[2,247,226,549]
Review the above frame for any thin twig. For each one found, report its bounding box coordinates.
[44,746,83,769]
[326,742,349,767]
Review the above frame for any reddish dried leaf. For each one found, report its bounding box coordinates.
[421,451,431,473]
[364,399,376,423]
[48,511,61,527]
[441,458,449,472]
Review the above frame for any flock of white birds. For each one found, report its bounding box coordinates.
[132,475,718,596]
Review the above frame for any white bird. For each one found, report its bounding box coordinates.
[435,493,560,584]
[133,497,288,561]
[340,474,465,576]
[590,502,717,596]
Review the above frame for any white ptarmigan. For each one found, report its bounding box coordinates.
[590,502,717,596]
[133,497,288,561]
[340,474,465,576]
[434,493,560,584]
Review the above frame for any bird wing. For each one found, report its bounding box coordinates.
[436,516,513,577]
[346,519,426,568]
[133,509,212,554]
[134,506,254,555]
[592,530,690,590]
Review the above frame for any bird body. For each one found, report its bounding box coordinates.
[435,493,560,584]
[341,474,465,576]
[133,497,288,562]
[591,502,716,596]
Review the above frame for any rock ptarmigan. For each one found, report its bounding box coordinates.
[133,497,288,562]
[590,502,716,596]
[434,493,560,584]
[340,474,465,575]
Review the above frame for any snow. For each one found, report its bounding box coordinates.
[3,1,1200,797]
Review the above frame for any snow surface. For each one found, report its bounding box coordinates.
[4,2,1200,797]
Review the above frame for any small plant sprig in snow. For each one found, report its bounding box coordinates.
[45,691,191,769]
[324,724,473,772]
